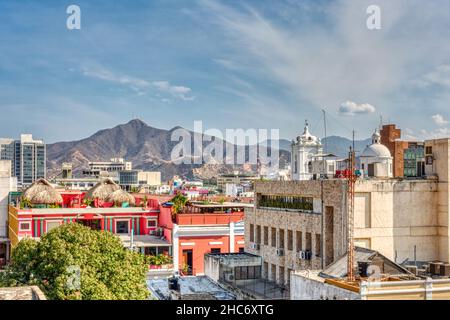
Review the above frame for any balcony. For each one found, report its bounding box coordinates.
[175,212,244,225]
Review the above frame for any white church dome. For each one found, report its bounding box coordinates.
[361,130,392,158]
[361,144,391,158]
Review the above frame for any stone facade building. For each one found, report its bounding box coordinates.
[245,137,450,288]
[245,180,348,287]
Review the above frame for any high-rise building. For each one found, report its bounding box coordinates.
[0,134,46,187]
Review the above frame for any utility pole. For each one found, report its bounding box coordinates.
[323,109,327,155]
[321,109,327,269]
[347,131,356,282]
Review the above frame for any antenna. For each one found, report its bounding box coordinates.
[322,109,327,177]
[322,109,327,154]
[347,130,356,282]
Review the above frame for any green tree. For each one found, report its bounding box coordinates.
[0,223,149,300]
[171,193,188,215]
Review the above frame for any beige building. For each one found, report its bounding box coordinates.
[246,138,450,288]
[216,173,259,191]
[246,180,348,287]
[138,171,161,186]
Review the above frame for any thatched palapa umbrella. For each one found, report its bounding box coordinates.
[22,178,63,205]
[106,189,136,206]
[84,178,121,201]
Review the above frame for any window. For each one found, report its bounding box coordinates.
[250,224,254,242]
[211,248,221,254]
[239,247,244,253]
[116,220,129,234]
[296,231,303,251]
[19,222,31,231]
[305,233,312,251]
[271,227,276,247]
[256,225,261,244]
[263,226,269,245]
[315,234,321,257]
[294,155,298,174]
[263,262,269,279]
[46,221,61,232]
[234,266,261,280]
[279,229,285,249]
[287,230,293,251]
[147,219,157,228]
[426,146,432,155]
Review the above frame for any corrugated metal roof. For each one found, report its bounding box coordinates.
[319,247,411,279]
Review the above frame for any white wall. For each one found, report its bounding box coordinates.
[290,273,360,300]
[354,179,439,263]
[0,160,17,238]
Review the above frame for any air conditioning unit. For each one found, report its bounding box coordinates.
[276,248,284,256]
[225,273,235,282]
[305,250,312,260]
[297,251,306,260]
[251,243,260,250]
[298,250,312,260]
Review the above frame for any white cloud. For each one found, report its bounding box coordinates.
[431,114,448,126]
[152,81,195,101]
[81,65,149,88]
[419,65,450,88]
[81,65,194,101]
[420,127,450,139]
[338,101,376,116]
[199,0,450,133]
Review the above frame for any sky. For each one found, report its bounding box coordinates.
[1,0,450,143]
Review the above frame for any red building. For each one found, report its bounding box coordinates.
[8,179,250,276]
[8,179,171,258]
[159,201,249,276]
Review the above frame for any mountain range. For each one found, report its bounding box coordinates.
[47,119,290,181]
[47,119,371,182]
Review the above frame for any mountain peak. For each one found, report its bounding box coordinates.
[126,119,147,127]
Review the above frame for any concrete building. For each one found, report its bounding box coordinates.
[119,170,162,191]
[216,173,259,192]
[246,180,348,287]
[82,158,132,177]
[61,162,73,179]
[138,171,161,186]
[290,247,416,300]
[159,201,249,276]
[204,253,288,299]
[54,177,102,190]
[148,276,236,300]
[0,286,46,300]
[246,137,450,288]
[0,160,17,267]
[0,134,46,187]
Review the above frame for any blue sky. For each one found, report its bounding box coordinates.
[1,0,450,143]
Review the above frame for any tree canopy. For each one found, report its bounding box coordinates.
[171,193,188,215]
[0,223,149,300]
